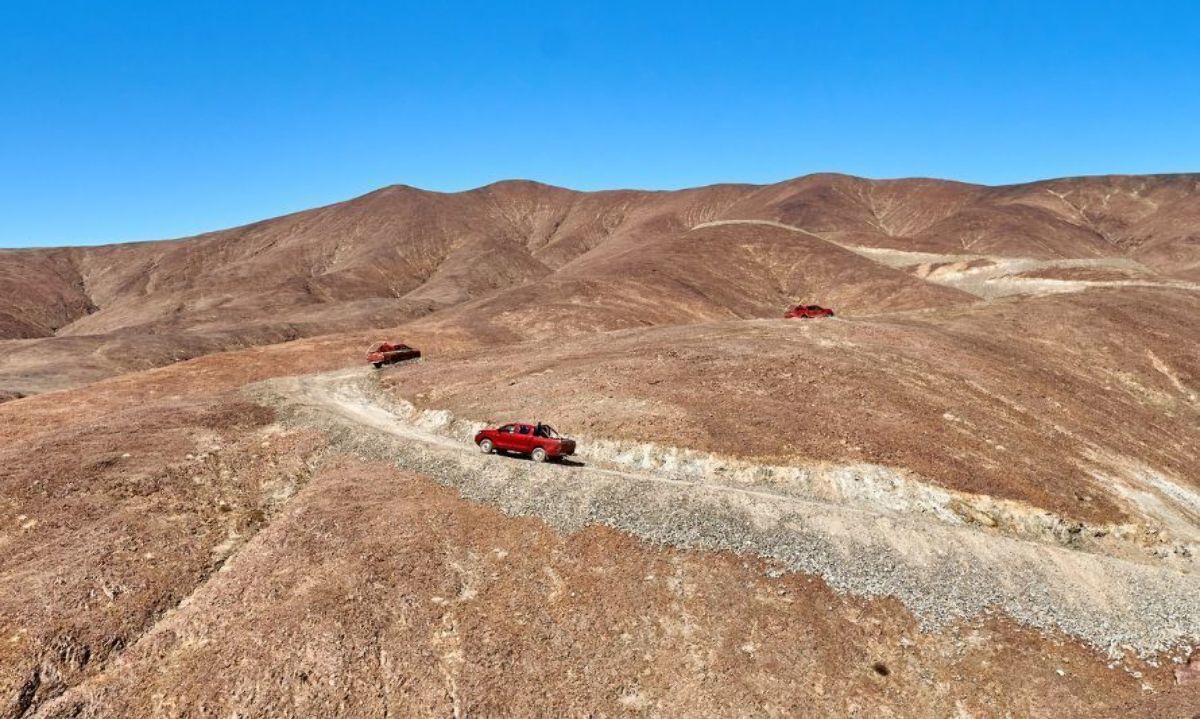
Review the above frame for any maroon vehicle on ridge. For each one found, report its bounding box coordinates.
[367,341,421,368]
[785,304,835,319]
[475,422,577,462]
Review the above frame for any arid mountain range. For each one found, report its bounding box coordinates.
[2,173,1197,394]
[1,173,1198,717]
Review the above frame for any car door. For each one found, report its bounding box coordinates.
[494,424,517,450]
[513,424,535,454]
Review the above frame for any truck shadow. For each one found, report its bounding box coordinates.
[495,451,586,468]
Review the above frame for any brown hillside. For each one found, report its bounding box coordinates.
[4,173,1199,395]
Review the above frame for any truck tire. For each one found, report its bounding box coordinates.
[479,439,494,454]
[531,447,548,463]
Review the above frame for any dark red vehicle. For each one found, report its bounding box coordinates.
[367,341,421,368]
[474,422,577,462]
[785,304,835,319]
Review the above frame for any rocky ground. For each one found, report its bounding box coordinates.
[250,368,1200,655]
[0,341,1195,717]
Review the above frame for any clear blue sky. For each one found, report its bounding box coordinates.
[2,1,1198,248]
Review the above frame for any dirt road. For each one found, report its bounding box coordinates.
[691,219,1200,299]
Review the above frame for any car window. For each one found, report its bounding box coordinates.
[499,425,514,433]
[517,425,531,435]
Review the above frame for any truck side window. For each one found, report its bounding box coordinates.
[517,426,531,435]
[499,425,514,433]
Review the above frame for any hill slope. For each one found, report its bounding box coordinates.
[3,173,1198,395]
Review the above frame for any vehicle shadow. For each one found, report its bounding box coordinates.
[495,451,586,468]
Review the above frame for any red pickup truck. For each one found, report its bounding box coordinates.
[367,342,421,368]
[785,304,835,319]
[475,422,576,462]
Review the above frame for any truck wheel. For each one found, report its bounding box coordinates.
[479,439,494,454]
[531,447,548,463]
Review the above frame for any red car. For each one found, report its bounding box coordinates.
[785,304,835,319]
[367,341,421,368]
[475,422,577,462]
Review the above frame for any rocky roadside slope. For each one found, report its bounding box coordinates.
[250,368,1200,660]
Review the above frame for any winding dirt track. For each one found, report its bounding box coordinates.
[691,219,1200,299]
[253,368,1200,657]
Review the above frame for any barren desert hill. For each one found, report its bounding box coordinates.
[1,180,746,340]
[2,291,1199,717]
[2,260,1200,712]
[0,180,757,394]
[2,172,1199,398]
[398,220,972,348]
[0,247,94,339]
[381,285,1200,528]
[732,173,1200,273]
